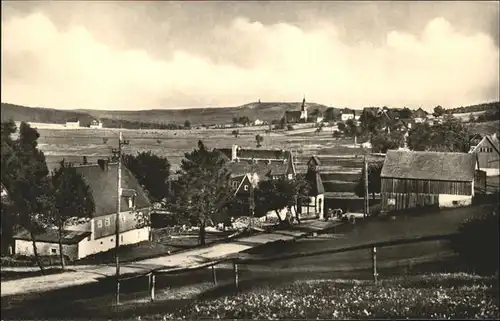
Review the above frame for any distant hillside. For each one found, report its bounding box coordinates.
[79,101,331,126]
[448,101,499,114]
[1,103,94,126]
[2,101,331,126]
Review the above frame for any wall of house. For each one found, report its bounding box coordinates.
[474,140,499,174]
[299,195,324,220]
[341,114,354,121]
[77,227,150,259]
[92,209,149,239]
[14,239,79,261]
[381,177,473,213]
[438,194,472,207]
[381,178,472,195]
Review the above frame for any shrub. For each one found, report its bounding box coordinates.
[450,205,499,275]
[287,124,294,131]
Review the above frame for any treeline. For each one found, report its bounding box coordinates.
[470,106,500,123]
[101,118,189,130]
[449,101,500,114]
[1,103,92,125]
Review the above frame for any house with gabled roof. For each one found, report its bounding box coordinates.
[380,150,480,214]
[13,159,152,261]
[469,133,500,176]
[301,156,325,220]
[413,108,429,123]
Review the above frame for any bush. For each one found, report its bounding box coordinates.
[287,124,294,131]
[450,205,499,275]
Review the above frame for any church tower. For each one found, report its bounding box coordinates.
[300,95,307,122]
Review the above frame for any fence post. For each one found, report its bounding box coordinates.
[149,273,156,301]
[233,261,239,290]
[372,246,378,284]
[212,264,218,285]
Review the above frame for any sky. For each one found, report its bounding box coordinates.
[1,1,499,111]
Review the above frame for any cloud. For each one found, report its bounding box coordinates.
[1,12,499,111]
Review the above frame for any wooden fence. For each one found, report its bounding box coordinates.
[116,232,457,304]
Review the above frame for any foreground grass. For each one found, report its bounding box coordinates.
[144,273,499,320]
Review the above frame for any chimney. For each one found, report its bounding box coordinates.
[231,144,238,160]
[97,159,109,171]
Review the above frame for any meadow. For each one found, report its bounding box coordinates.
[33,126,366,172]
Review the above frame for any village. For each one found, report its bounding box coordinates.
[1,1,499,319]
[1,98,499,319]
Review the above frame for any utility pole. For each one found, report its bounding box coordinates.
[364,155,369,218]
[249,175,255,231]
[112,131,129,305]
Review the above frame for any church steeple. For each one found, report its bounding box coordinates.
[301,95,306,112]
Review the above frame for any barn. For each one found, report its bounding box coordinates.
[380,150,479,214]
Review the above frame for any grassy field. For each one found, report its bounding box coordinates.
[32,126,365,172]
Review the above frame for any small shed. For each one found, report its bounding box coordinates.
[380,150,478,214]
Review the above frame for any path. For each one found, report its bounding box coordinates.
[1,220,340,298]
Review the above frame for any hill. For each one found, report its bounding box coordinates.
[78,101,331,125]
[448,101,499,114]
[1,103,94,126]
[1,101,331,126]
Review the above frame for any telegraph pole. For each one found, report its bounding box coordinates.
[113,131,129,305]
[364,155,369,218]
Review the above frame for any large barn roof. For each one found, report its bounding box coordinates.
[381,150,476,182]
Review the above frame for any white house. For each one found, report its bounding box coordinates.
[65,119,80,128]
[469,133,500,176]
[90,120,103,129]
[341,108,355,122]
[253,119,264,126]
[13,159,152,261]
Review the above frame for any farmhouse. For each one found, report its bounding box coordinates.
[65,118,80,128]
[283,97,308,123]
[90,119,103,129]
[13,159,151,261]
[469,133,500,176]
[412,108,429,123]
[380,150,480,214]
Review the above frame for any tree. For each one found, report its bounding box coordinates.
[168,141,233,245]
[468,113,476,123]
[184,120,191,129]
[433,105,445,117]
[254,175,309,225]
[1,122,53,273]
[255,134,264,148]
[354,162,383,200]
[122,151,171,203]
[232,130,239,138]
[310,108,321,118]
[408,116,471,152]
[51,160,95,269]
[371,131,404,153]
[337,122,346,133]
[315,122,324,134]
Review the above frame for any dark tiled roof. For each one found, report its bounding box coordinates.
[13,229,91,245]
[74,163,151,218]
[237,148,290,160]
[306,171,325,195]
[226,160,289,179]
[217,148,232,160]
[381,150,476,182]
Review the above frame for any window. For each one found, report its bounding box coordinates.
[244,185,249,191]
[121,215,126,222]
[120,235,124,242]
[452,201,459,205]
[104,218,110,226]
[110,238,114,242]
[97,220,103,228]
[50,248,57,254]
[128,197,135,208]
[288,174,293,180]
[232,181,238,188]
